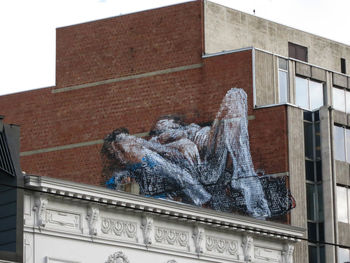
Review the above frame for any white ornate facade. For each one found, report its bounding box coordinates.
[23,175,304,263]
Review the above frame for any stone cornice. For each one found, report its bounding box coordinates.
[24,175,304,241]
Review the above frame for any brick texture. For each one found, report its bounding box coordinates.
[0,1,288,185]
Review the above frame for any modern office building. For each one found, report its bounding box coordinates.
[1,1,350,262]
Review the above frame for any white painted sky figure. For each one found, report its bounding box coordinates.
[0,0,349,96]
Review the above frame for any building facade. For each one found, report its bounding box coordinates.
[1,1,350,262]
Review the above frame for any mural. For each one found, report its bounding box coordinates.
[101,88,295,219]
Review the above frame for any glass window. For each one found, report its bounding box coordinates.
[338,247,350,263]
[334,126,346,162]
[309,245,318,263]
[296,77,309,109]
[304,122,314,159]
[333,88,346,112]
[347,129,350,163]
[278,58,289,103]
[346,90,350,114]
[307,184,316,221]
[309,81,323,110]
[337,186,349,223]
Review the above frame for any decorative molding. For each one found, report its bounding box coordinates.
[101,217,137,240]
[105,251,130,263]
[242,235,254,262]
[166,260,177,263]
[33,195,48,228]
[86,206,99,235]
[46,209,81,231]
[254,247,281,262]
[282,244,294,263]
[205,235,238,256]
[192,225,205,254]
[45,256,81,263]
[141,216,154,246]
[154,227,189,248]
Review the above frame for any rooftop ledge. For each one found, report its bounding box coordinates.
[24,174,305,242]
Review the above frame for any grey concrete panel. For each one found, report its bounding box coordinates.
[295,62,311,78]
[333,110,347,125]
[311,67,326,82]
[338,222,350,246]
[335,160,350,186]
[204,1,350,73]
[255,50,275,106]
[287,106,308,263]
[333,73,348,88]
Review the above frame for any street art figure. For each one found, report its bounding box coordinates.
[102,88,295,219]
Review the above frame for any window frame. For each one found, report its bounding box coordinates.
[278,57,289,104]
[295,76,324,111]
[332,86,350,114]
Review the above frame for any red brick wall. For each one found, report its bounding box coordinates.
[56,1,203,88]
[0,2,288,185]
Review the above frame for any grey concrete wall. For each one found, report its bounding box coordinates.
[204,1,350,74]
[287,106,308,263]
[338,222,350,246]
[335,161,350,186]
[255,50,276,106]
[319,107,336,263]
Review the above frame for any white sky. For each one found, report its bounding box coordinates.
[0,0,349,96]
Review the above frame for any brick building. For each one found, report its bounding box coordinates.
[1,1,350,262]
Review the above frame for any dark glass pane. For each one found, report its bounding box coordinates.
[309,245,318,263]
[308,222,317,241]
[304,111,313,121]
[279,58,288,70]
[314,111,320,121]
[318,222,324,242]
[307,184,316,221]
[305,160,315,181]
[319,246,325,263]
[304,122,314,159]
[315,122,321,159]
[316,161,322,182]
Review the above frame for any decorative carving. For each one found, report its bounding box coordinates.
[166,260,177,263]
[46,209,81,230]
[154,227,189,248]
[192,225,204,254]
[86,206,99,235]
[33,195,48,228]
[254,247,281,262]
[242,235,254,262]
[101,217,137,239]
[205,235,237,255]
[105,251,130,263]
[141,216,154,246]
[282,244,294,263]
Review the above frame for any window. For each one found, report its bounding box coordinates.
[289,42,308,62]
[333,87,350,113]
[338,247,350,263]
[337,186,349,223]
[334,125,350,163]
[341,58,346,74]
[296,77,324,110]
[278,58,289,103]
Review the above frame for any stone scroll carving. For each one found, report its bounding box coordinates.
[206,235,238,256]
[86,206,99,235]
[33,195,48,228]
[282,244,294,263]
[192,225,205,254]
[105,251,130,263]
[141,216,154,246]
[101,217,137,240]
[154,227,189,248]
[242,235,254,262]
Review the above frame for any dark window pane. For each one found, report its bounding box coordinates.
[307,184,316,221]
[304,111,313,121]
[314,111,320,121]
[289,42,308,62]
[305,160,315,181]
[341,58,346,74]
[318,222,324,242]
[316,161,322,182]
[304,122,314,159]
[319,246,325,263]
[315,122,321,159]
[308,222,317,241]
[309,245,318,263]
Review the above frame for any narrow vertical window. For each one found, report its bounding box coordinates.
[336,186,349,223]
[334,126,346,162]
[278,58,289,103]
[341,58,346,74]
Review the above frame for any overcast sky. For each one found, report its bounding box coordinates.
[1,0,349,96]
